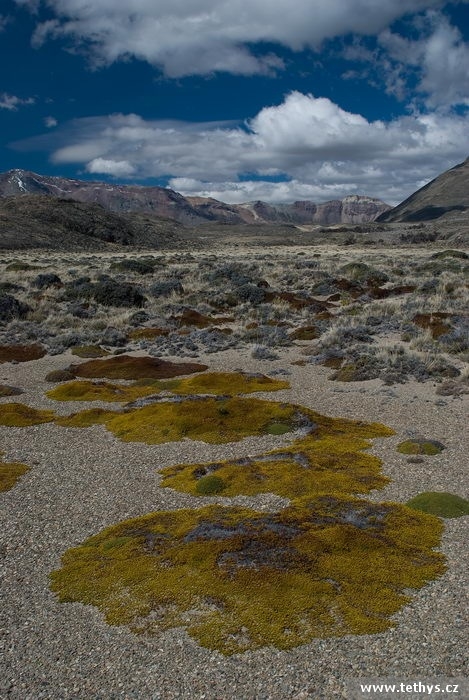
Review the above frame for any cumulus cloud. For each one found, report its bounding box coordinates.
[0,92,35,110]
[374,11,469,109]
[13,91,469,205]
[16,0,444,77]
[44,115,58,127]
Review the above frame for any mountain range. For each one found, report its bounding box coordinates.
[1,157,468,249]
[0,169,390,227]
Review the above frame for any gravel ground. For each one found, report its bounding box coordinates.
[0,348,467,700]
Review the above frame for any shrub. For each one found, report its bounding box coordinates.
[338,262,388,285]
[0,294,31,322]
[110,259,156,275]
[32,273,62,289]
[235,284,266,304]
[93,280,146,308]
[150,279,184,298]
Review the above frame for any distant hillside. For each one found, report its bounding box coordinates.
[0,169,390,226]
[0,195,184,250]
[378,157,469,223]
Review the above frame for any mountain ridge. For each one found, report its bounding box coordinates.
[377,157,469,223]
[0,169,390,226]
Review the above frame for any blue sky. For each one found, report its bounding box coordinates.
[1,0,469,204]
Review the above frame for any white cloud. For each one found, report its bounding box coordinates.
[0,92,35,110]
[15,91,469,205]
[44,115,58,127]
[379,11,469,108]
[87,157,136,176]
[16,0,444,77]
[169,178,354,204]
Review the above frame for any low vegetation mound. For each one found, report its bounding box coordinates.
[47,372,289,403]
[406,492,469,518]
[69,354,208,380]
[397,439,445,455]
[0,344,46,363]
[0,452,30,492]
[162,410,393,499]
[70,345,110,358]
[50,499,445,654]
[56,397,298,444]
[0,402,55,426]
[0,384,23,397]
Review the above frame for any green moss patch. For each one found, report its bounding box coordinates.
[45,369,76,383]
[69,354,208,380]
[0,344,46,363]
[406,492,469,518]
[71,345,110,358]
[0,384,23,397]
[431,249,468,260]
[0,453,30,492]
[5,261,39,271]
[50,499,444,654]
[397,439,445,455]
[0,402,55,427]
[195,475,227,495]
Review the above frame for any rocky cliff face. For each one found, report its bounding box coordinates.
[0,169,390,226]
[377,157,469,223]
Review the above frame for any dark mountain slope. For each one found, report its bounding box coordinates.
[378,157,469,223]
[0,195,184,250]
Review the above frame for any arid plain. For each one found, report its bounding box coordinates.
[1,230,468,699]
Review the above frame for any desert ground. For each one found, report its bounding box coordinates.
[0,234,468,699]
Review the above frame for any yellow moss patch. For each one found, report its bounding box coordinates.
[0,453,30,492]
[158,371,289,396]
[51,397,296,443]
[59,397,297,444]
[46,372,289,403]
[50,500,445,654]
[162,409,393,499]
[0,402,55,427]
[55,407,117,428]
[47,377,445,655]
